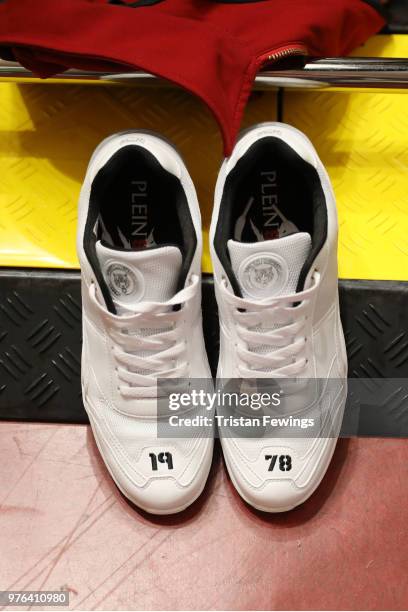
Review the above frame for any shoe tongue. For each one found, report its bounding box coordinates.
[95,241,182,313]
[227,233,312,299]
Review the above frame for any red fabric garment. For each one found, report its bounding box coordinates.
[0,0,384,154]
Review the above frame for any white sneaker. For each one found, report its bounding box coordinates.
[210,122,347,512]
[77,131,213,514]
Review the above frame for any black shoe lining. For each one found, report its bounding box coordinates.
[213,136,328,297]
[84,145,197,313]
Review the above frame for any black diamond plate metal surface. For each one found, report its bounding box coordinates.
[0,269,83,422]
[1,271,408,434]
[340,280,408,379]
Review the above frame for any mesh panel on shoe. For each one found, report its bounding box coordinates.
[228,232,311,299]
[96,241,183,377]
[96,240,182,310]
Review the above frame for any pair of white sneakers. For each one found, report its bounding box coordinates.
[77,122,347,515]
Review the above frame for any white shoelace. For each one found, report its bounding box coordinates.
[89,275,199,398]
[220,271,320,377]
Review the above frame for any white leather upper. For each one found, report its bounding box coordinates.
[78,131,213,514]
[210,123,348,512]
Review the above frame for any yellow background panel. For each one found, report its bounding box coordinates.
[1,35,408,278]
[284,34,408,281]
[0,83,276,272]
[284,90,408,281]
[350,31,408,58]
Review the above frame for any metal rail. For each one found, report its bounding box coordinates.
[1,57,408,89]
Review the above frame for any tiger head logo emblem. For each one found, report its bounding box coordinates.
[248,261,276,288]
[239,254,288,298]
[106,263,136,297]
[112,270,130,295]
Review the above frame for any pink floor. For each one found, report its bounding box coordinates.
[0,422,407,611]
